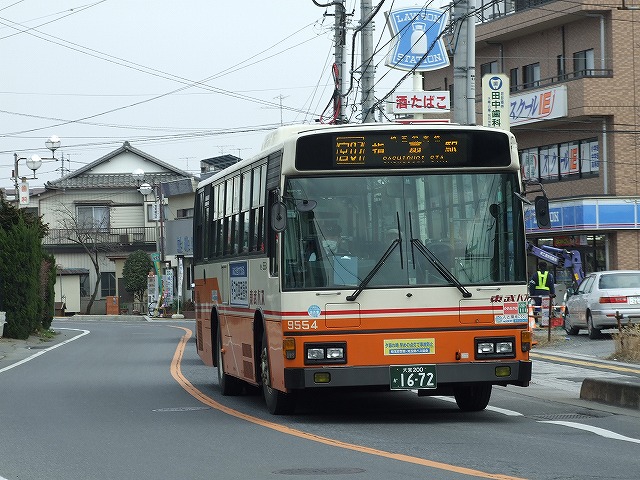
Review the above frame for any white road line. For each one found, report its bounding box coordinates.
[0,328,90,374]
[539,420,640,444]
[432,395,523,415]
[434,395,640,443]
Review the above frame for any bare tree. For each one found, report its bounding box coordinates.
[55,204,119,314]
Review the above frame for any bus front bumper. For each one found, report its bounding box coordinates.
[284,360,532,390]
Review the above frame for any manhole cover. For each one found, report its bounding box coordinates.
[152,406,211,412]
[274,468,365,476]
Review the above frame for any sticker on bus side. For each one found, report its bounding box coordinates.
[308,305,321,317]
[229,261,248,307]
[383,338,435,355]
[494,301,528,324]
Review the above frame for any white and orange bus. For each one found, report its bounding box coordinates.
[193,123,533,414]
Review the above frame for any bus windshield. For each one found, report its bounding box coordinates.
[282,172,526,290]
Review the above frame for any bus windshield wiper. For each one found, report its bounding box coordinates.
[410,237,472,298]
[408,213,471,298]
[346,214,403,302]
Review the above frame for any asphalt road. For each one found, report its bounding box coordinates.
[0,318,638,480]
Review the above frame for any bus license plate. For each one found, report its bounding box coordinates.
[390,364,437,390]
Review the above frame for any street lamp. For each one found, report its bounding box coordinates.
[45,135,64,176]
[12,136,62,206]
[133,169,166,262]
[45,135,61,154]
[133,169,174,316]
[13,153,42,206]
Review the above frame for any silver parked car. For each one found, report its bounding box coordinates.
[564,270,640,339]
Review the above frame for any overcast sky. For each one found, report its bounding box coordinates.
[1,0,429,189]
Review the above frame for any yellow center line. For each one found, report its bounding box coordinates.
[531,352,640,374]
[169,326,528,480]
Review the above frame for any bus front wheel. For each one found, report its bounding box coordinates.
[261,332,295,415]
[453,384,492,412]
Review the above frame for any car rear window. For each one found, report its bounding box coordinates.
[599,274,640,289]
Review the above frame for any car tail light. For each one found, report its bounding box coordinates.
[599,296,627,304]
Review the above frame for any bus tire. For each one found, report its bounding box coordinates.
[217,324,243,396]
[261,331,295,415]
[453,384,492,412]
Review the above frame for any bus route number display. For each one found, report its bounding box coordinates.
[335,133,466,167]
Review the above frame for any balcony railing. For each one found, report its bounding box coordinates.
[509,69,613,93]
[43,227,158,247]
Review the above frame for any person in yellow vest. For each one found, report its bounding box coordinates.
[528,261,555,321]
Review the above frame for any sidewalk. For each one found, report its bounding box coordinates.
[0,329,77,371]
[532,326,640,410]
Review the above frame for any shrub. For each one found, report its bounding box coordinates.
[0,217,43,339]
[612,324,640,363]
[123,250,154,304]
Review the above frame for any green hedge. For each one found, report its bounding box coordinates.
[0,198,53,339]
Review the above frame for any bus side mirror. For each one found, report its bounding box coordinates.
[534,196,551,228]
[271,201,287,232]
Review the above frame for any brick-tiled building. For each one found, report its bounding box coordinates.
[418,0,640,285]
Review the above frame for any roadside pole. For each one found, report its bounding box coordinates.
[453,0,476,125]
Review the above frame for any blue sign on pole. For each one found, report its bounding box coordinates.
[385,7,449,72]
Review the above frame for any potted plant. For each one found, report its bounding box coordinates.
[120,303,129,315]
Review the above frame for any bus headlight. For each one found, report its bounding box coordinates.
[326,347,344,359]
[475,337,516,359]
[307,348,325,360]
[496,342,513,354]
[304,342,347,365]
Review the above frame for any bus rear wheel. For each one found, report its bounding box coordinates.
[217,325,243,396]
[453,384,492,412]
[261,332,295,415]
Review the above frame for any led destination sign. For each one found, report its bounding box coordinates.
[295,129,511,170]
[335,134,465,167]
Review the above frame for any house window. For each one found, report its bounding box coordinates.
[100,272,116,297]
[509,68,518,92]
[557,54,566,80]
[147,203,170,221]
[480,60,499,77]
[176,208,194,218]
[77,205,109,231]
[573,49,594,77]
[522,63,540,89]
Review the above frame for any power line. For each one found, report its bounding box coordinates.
[0,12,330,136]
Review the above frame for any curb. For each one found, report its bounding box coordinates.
[580,377,640,410]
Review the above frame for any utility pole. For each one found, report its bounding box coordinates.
[360,0,376,123]
[334,0,347,123]
[274,94,289,125]
[453,0,476,125]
